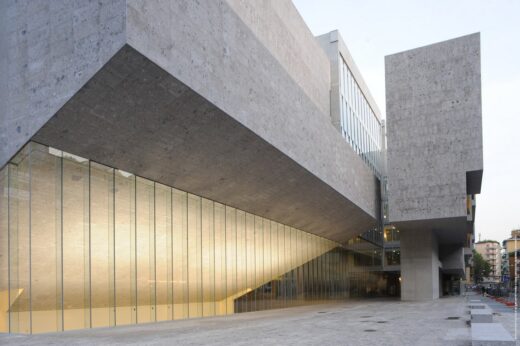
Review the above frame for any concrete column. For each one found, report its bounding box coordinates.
[400,229,441,300]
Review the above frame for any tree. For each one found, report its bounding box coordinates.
[472,250,491,283]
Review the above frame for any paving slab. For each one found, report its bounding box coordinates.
[469,303,488,309]
[471,309,493,323]
[471,322,514,346]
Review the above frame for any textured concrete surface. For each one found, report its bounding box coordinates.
[441,246,466,276]
[33,45,376,243]
[0,0,126,167]
[0,297,472,345]
[126,0,379,219]
[386,34,483,301]
[227,0,331,118]
[3,0,379,239]
[400,229,441,301]
[385,33,483,226]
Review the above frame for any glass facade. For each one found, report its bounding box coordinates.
[339,54,383,177]
[384,226,400,243]
[0,142,382,334]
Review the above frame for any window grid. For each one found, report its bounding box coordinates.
[339,55,383,177]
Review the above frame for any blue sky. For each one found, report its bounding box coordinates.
[293,0,520,243]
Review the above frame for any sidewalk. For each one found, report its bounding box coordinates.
[478,294,519,344]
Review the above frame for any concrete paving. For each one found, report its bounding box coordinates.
[0,297,473,346]
[479,295,520,345]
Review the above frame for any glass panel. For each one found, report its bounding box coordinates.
[187,194,201,318]
[303,233,311,303]
[135,177,154,323]
[254,217,263,310]
[263,220,271,310]
[296,230,303,305]
[9,145,31,334]
[0,166,8,333]
[245,213,255,312]
[201,198,214,317]
[213,203,226,316]
[155,183,172,321]
[385,249,400,266]
[284,226,291,304]
[291,228,298,305]
[63,153,90,331]
[114,170,136,326]
[269,221,278,309]
[27,144,62,333]
[278,223,285,308]
[1,141,388,333]
[90,162,115,328]
[235,211,246,312]
[225,207,236,314]
[172,189,188,320]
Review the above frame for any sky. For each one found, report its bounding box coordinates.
[293,0,520,244]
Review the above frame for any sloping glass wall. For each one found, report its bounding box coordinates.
[0,142,381,334]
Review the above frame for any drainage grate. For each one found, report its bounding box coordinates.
[377,321,387,323]
[364,329,377,332]
[360,315,372,318]
[317,311,327,314]
[446,317,460,320]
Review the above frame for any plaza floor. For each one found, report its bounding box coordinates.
[0,296,494,345]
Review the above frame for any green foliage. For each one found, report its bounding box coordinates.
[472,250,492,283]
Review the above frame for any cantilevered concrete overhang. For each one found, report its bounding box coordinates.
[391,217,469,245]
[33,45,378,243]
[3,0,380,242]
[386,33,483,247]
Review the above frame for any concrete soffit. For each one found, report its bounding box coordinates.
[32,45,377,243]
[392,216,470,246]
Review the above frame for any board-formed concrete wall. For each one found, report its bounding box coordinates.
[400,229,441,301]
[227,0,331,118]
[385,33,483,224]
[0,0,126,168]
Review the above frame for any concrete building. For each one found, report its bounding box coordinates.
[0,0,482,334]
[475,241,502,282]
[385,33,483,300]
